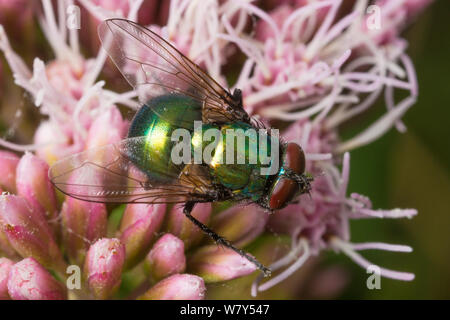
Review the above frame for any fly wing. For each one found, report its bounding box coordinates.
[98,18,250,124]
[49,137,215,204]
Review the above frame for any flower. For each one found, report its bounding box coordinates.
[144,233,186,281]
[138,273,206,300]
[166,203,212,249]
[7,257,67,300]
[214,0,423,296]
[119,203,166,269]
[0,194,66,274]
[61,197,108,266]
[189,245,258,282]
[0,257,13,299]
[0,0,136,164]
[0,0,431,300]
[84,238,125,299]
[15,153,58,228]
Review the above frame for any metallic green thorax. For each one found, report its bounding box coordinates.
[128,94,276,201]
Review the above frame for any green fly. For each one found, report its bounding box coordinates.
[49,19,312,276]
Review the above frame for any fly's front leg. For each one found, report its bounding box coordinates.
[182,202,271,276]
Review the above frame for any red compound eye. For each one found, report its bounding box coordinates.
[268,143,306,210]
[284,143,306,175]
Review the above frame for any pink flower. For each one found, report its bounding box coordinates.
[7,257,67,300]
[211,204,268,248]
[61,197,108,265]
[84,238,126,299]
[166,203,212,249]
[189,245,257,283]
[15,153,58,226]
[0,257,13,299]
[0,1,134,163]
[145,233,186,282]
[0,194,66,274]
[139,274,206,300]
[86,105,129,150]
[119,203,166,269]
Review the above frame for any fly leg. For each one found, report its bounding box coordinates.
[183,202,271,277]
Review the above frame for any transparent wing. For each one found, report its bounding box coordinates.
[98,18,250,124]
[49,137,215,204]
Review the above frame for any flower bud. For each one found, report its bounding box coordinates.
[0,194,65,273]
[61,197,107,265]
[16,153,58,224]
[119,203,166,269]
[93,0,130,17]
[0,150,19,193]
[166,203,211,249]
[46,60,85,100]
[211,205,268,248]
[34,121,84,165]
[0,257,14,300]
[189,245,257,283]
[86,105,128,150]
[84,238,125,300]
[138,274,205,300]
[7,258,66,300]
[144,233,186,282]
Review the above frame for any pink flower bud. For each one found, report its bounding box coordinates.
[211,205,268,248]
[189,245,257,283]
[138,274,205,300]
[119,203,166,269]
[16,153,58,224]
[34,121,84,165]
[166,203,212,249]
[92,0,130,17]
[144,234,186,281]
[0,257,14,300]
[46,60,85,101]
[255,5,294,41]
[7,258,66,300]
[0,195,65,273]
[0,150,19,193]
[61,197,107,265]
[84,238,125,300]
[86,105,128,150]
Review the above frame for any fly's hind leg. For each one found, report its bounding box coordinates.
[182,202,271,277]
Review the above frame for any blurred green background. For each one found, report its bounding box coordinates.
[0,1,448,299]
